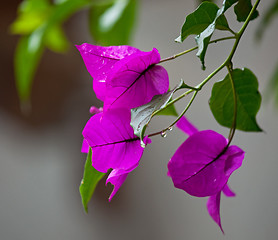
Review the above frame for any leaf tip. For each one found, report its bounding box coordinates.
[175,35,182,43]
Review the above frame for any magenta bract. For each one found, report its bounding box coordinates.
[76,44,141,101]
[168,117,244,231]
[82,108,150,200]
[76,44,169,111]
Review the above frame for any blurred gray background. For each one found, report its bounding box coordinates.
[1,0,278,239]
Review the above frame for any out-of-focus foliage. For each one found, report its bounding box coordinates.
[11,0,137,110]
[89,0,137,46]
[256,0,278,40]
[255,0,278,108]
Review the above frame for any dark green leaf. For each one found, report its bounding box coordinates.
[234,0,259,22]
[209,68,262,132]
[195,0,238,68]
[195,27,213,70]
[131,81,183,141]
[89,0,137,45]
[176,2,230,42]
[80,148,106,213]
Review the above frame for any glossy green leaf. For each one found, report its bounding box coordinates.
[234,0,259,22]
[176,2,230,42]
[209,68,262,132]
[80,148,106,213]
[89,0,137,45]
[195,0,238,69]
[131,81,183,141]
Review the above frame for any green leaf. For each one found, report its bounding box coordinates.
[10,0,51,34]
[44,25,70,53]
[80,148,106,213]
[195,0,238,69]
[234,0,259,22]
[13,0,91,105]
[176,2,230,42]
[89,0,137,45]
[15,34,44,106]
[131,81,183,142]
[156,104,178,117]
[209,68,262,132]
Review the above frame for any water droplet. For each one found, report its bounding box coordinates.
[168,127,173,131]
[213,178,217,183]
[161,131,167,138]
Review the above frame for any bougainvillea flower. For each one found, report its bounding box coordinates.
[76,44,141,101]
[76,44,169,111]
[82,108,151,199]
[104,48,169,110]
[168,116,244,231]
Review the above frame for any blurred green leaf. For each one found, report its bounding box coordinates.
[44,25,70,53]
[234,0,259,22]
[209,68,262,132]
[265,61,278,107]
[80,148,106,213]
[13,0,91,105]
[89,0,137,45]
[256,0,278,40]
[10,0,51,34]
[176,2,230,43]
[15,34,44,107]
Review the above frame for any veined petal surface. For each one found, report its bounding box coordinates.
[76,43,141,100]
[104,48,169,110]
[82,109,144,173]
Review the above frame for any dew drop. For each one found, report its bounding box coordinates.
[161,131,167,138]
[168,127,173,131]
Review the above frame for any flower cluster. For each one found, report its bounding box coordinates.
[77,43,169,200]
[77,43,245,231]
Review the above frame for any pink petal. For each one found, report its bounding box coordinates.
[222,183,236,197]
[76,43,141,101]
[176,116,199,136]
[207,192,224,233]
[81,139,90,153]
[168,130,244,197]
[82,109,145,173]
[104,48,169,110]
[106,168,130,201]
[89,106,103,115]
